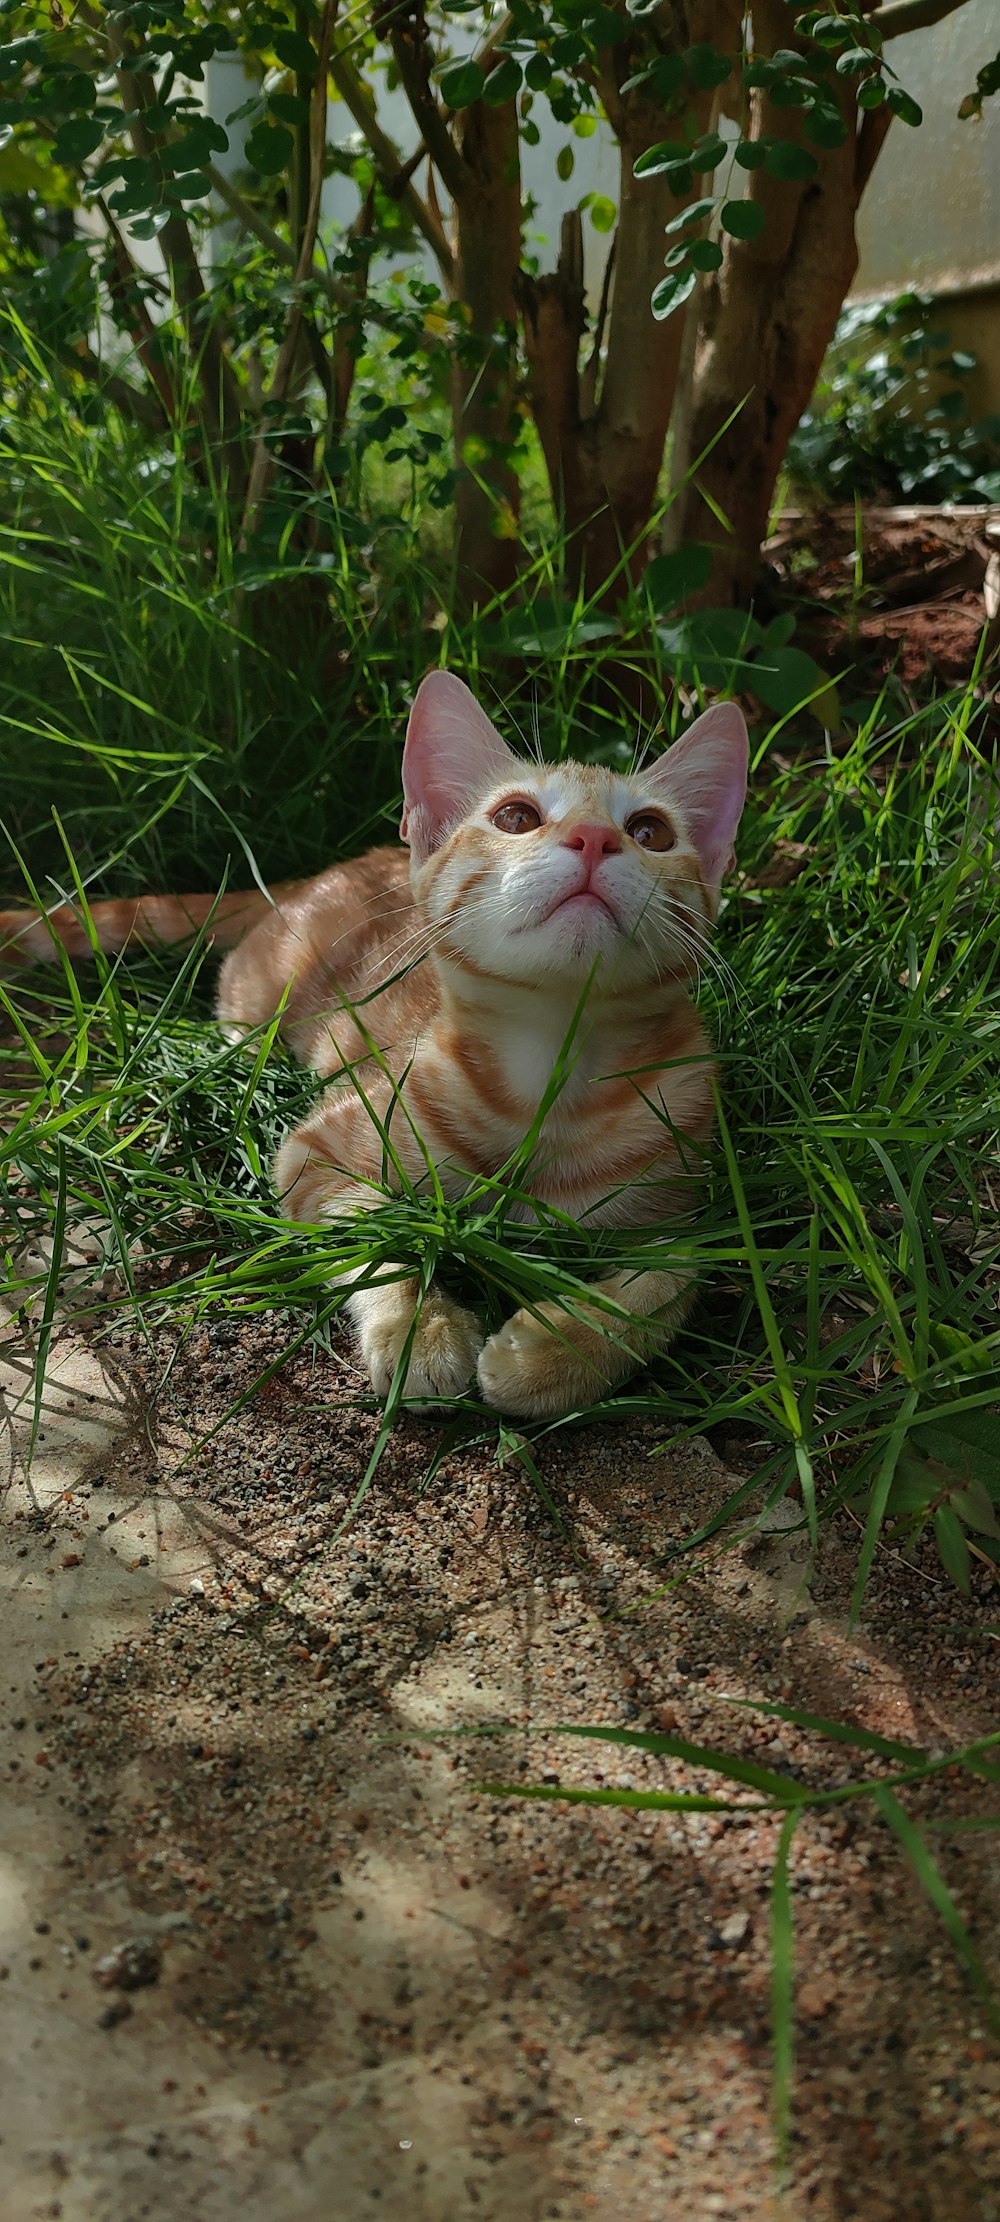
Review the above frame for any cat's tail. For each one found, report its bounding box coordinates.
[0,884,298,976]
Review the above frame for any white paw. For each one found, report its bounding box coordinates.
[361,1293,483,1408]
[477,1307,580,1419]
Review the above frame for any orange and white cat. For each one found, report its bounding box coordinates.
[1,671,748,1417]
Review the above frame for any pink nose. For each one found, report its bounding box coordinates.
[561,822,622,868]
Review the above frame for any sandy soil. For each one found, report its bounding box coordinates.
[2,1302,999,2222]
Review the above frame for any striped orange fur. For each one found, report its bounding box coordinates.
[3,672,748,1417]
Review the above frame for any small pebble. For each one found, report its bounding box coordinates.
[93,1938,162,1993]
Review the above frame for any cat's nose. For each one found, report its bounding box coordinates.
[561,822,622,867]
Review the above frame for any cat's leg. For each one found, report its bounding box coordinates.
[273,1108,483,1406]
[476,1267,694,1419]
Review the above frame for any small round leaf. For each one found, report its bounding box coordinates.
[589,195,617,233]
[763,140,818,180]
[720,197,765,241]
[687,237,723,271]
[651,268,698,321]
[887,85,923,126]
[483,55,521,106]
[734,139,767,170]
[857,76,887,109]
[246,120,294,174]
[53,115,105,164]
[439,58,485,110]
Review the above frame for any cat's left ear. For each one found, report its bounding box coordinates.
[647,702,748,903]
[401,671,520,861]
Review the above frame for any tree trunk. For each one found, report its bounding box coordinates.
[450,96,523,599]
[679,5,893,603]
[519,0,742,601]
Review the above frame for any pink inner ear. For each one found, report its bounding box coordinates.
[401,671,519,860]
[647,702,749,894]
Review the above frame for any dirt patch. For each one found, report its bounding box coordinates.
[765,505,1000,690]
[2,1308,999,2222]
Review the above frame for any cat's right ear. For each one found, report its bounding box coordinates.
[401,671,519,861]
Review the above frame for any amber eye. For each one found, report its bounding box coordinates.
[492,799,542,836]
[626,812,675,852]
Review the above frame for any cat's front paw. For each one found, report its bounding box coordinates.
[358,1288,483,1408]
[477,1305,612,1419]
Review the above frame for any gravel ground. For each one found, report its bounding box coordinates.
[2,1306,999,2222]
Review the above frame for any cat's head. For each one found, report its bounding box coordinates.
[400,671,748,993]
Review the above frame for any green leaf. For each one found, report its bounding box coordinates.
[951,1481,1000,1541]
[771,1811,799,2168]
[163,170,212,203]
[271,28,316,73]
[530,1722,809,1803]
[665,196,716,235]
[748,642,834,721]
[556,143,574,180]
[163,118,230,169]
[588,194,617,233]
[690,131,727,171]
[805,106,849,147]
[477,1783,747,1812]
[687,237,723,271]
[650,267,698,321]
[245,119,294,175]
[720,197,765,241]
[934,1502,972,1591]
[439,58,485,109]
[887,85,923,126]
[734,138,767,169]
[525,54,552,92]
[836,47,878,76]
[873,1787,1000,2037]
[811,14,850,46]
[483,54,521,105]
[912,1412,1000,1490]
[267,92,311,125]
[107,158,158,217]
[715,1694,921,1764]
[53,115,105,165]
[634,139,691,179]
[644,544,713,610]
[764,139,818,180]
[687,42,733,92]
[857,75,887,109]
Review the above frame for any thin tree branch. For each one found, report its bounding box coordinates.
[856,99,894,194]
[870,0,972,36]
[239,0,338,550]
[580,230,614,421]
[96,195,180,422]
[388,20,468,207]
[330,48,455,280]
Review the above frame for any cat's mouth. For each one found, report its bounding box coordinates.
[538,886,620,928]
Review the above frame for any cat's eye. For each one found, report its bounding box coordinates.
[626,811,675,852]
[492,799,542,836]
